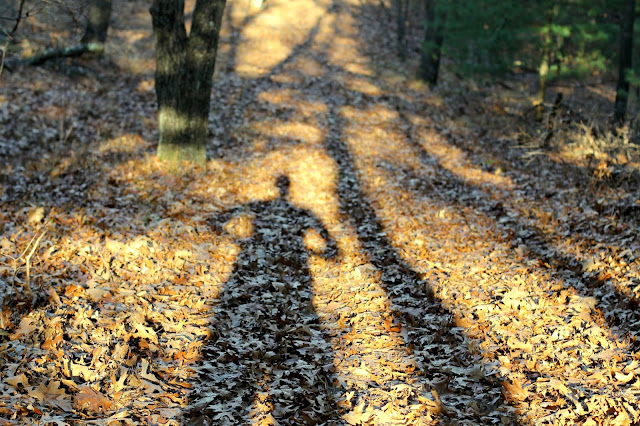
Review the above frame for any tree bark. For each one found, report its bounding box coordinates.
[0,0,25,74]
[150,0,226,164]
[395,0,408,61]
[614,0,635,125]
[537,41,550,105]
[534,5,558,121]
[81,0,112,55]
[419,0,444,87]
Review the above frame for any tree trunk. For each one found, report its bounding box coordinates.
[395,0,408,61]
[419,0,444,87]
[0,0,25,74]
[614,0,635,125]
[150,0,226,164]
[534,40,550,121]
[81,0,112,56]
[534,5,557,121]
[537,44,549,105]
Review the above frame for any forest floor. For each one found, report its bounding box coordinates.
[2,0,640,424]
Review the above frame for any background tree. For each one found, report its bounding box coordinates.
[80,0,112,56]
[0,0,25,73]
[419,0,444,87]
[438,0,524,75]
[535,4,558,108]
[614,0,636,125]
[394,0,409,60]
[422,1,623,104]
[150,0,227,164]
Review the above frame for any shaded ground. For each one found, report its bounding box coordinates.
[1,0,640,424]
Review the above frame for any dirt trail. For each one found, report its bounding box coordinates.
[1,0,640,424]
[187,0,510,423]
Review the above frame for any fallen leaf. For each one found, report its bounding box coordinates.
[503,377,530,401]
[28,381,73,412]
[6,374,29,388]
[73,386,113,413]
[10,317,37,340]
[615,371,635,383]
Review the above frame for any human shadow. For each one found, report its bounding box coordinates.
[188,175,342,425]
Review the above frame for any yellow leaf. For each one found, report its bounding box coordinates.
[134,323,159,344]
[261,414,280,426]
[612,408,631,426]
[28,381,73,412]
[9,317,37,340]
[342,400,374,425]
[503,377,530,401]
[6,373,29,388]
[71,362,95,381]
[352,367,372,378]
[548,378,569,396]
[343,410,373,425]
[140,358,160,383]
[507,336,533,352]
[615,371,635,383]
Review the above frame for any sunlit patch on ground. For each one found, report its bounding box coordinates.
[233,0,326,77]
[99,134,153,155]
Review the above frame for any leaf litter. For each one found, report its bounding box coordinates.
[1,0,640,424]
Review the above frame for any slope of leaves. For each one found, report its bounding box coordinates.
[1,0,640,424]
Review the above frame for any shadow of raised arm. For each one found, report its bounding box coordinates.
[207,204,253,234]
[303,212,339,260]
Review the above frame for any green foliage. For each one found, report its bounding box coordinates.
[430,0,625,79]
[437,0,525,74]
[627,69,640,87]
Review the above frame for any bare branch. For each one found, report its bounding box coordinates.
[10,0,26,35]
[0,0,26,75]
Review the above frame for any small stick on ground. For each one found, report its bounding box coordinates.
[8,216,53,296]
[24,226,48,295]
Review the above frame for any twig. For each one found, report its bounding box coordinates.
[24,226,48,295]
[0,0,25,75]
[10,229,42,263]
[9,216,53,296]
[9,0,26,35]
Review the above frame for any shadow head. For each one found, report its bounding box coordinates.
[276,175,291,198]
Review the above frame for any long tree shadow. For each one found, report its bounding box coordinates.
[321,104,510,422]
[311,2,511,419]
[375,136,640,419]
[355,92,640,416]
[344,0,640,347]
[209,16,322,158]
[188,175,342,425]
[389,99,640,336]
